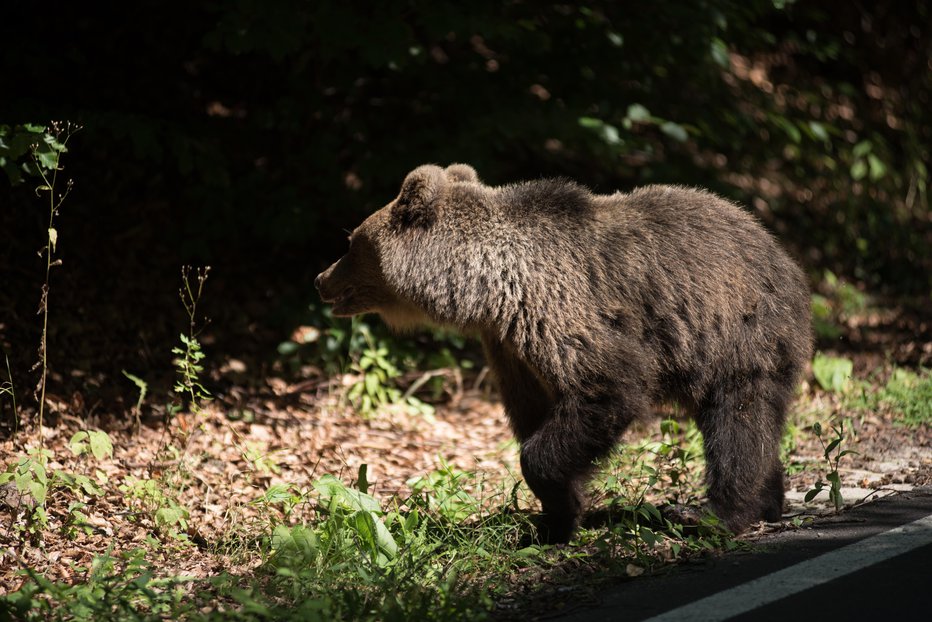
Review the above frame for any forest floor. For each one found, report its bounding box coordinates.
[0,297,930,619]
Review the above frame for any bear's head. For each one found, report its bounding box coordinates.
[315,163,481,330]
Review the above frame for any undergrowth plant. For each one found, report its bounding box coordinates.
[805,420,857,512]
[121,370,149,432]
[344,320,434,418]
[1,354,17,436]
[0,429,113,543]
[24,122,79,436]
[848,367,932,429]
[1,449,747,621]
[171,265,212,422]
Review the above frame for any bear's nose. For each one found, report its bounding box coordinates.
[314,273,323,290]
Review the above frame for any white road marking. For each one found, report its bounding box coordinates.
[644,512,932,622]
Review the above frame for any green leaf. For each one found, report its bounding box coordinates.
[88,430,114,460]
[867,154,886,180]
[850,159,867,181]
[625,103,651,123]
[122,370,148,400]
[36,149,59,170]
[804,487,821,502]
[808,121,829,142]
[364,373,379,398]
[276,340,299,355]
[29,481,47,505]
[852,140,872,158]
[660,121,689,142]
[357,464,369,494]
[68,431,90,456]
[710,37,729,68]
[313,474,381,513]
[812,354,853,393]
[155,506,184,527]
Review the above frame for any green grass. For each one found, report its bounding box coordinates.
[846,367,932,428]
[0,419,740,622]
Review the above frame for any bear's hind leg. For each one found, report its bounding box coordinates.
[697,379,790,532]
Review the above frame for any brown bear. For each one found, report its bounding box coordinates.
[316,163,811,543]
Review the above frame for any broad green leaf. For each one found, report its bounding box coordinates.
[68,431,90,456]
[812,354,853,393]
[352,510,398,565]
[276,340,299,355]
[155,506,185,527]
[88,430,114,460]
[808,121,829,142]
[852,140,872,157]
[625,103,651,123]
[29,481,47,504]
[710,37,729,68]
[867,154,886,180]
[364,373,378,397]
[357,463,369,494]
[36,150,59,170]
[313,474,380,513]
[850,159,867,181]
[660,121,688,142]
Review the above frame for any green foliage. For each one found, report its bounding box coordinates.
[812,271,870,340]
[119,475,191,539]
[881,369,932,428]
[2,450,747,621]
[848,367,932,428]
[0,449,51,509]
[171,266,212,418]
[25,122,79,433]
[122,370,149,431]
[812,353,854,393]
[408,457,481,524]
[0,124,67,184]
[804,420,857,512]
[319,320,437,418]
[0,547,193,622]
[0,432,112,541]
[68,430,115,460]
[172,333,211,414]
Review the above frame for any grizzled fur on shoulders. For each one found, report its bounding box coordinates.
[316,163,812,543]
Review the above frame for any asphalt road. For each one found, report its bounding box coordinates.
[551,486,932,621]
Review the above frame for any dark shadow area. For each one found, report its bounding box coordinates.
[1,1,929,433]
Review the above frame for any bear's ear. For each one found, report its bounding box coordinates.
[391,165,445,230]
[445,163,479,183]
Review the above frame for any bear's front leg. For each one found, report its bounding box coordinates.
[519,396,639,544]
[519,446,583,544]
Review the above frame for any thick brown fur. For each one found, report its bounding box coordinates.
[316,164,812,543]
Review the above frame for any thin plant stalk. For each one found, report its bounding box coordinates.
[32,123,77,438]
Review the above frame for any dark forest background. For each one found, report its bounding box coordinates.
[1,0,929,425]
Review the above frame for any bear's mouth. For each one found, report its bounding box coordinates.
[325,287,357,317]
